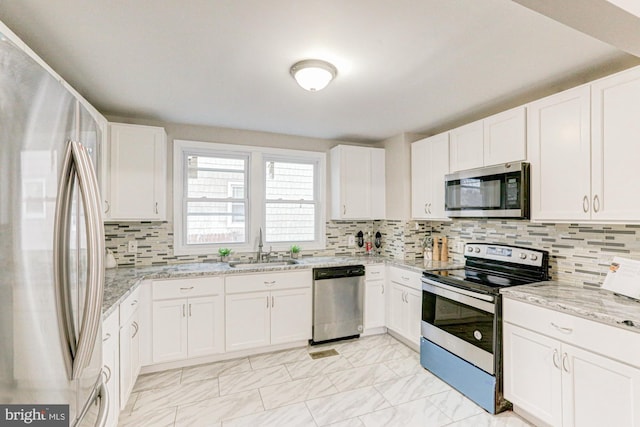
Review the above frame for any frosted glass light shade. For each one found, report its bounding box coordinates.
[290,60,337,91]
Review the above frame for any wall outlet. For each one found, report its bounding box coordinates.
[127,240,138,253]
[347,235,355,247]
[414,222,420,231]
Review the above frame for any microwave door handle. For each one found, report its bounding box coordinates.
[53,141,77,380]
[70,140,105,380]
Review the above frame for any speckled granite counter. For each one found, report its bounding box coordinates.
[501,281,640,334]
[103,256,462,318]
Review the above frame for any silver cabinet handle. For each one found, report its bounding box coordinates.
[264,281,276,286]
[104,200,110,214]
[266,296,269,308]
[102,333,111,342]
[552,349,560,369]
[427,203,432,214]
[155,202,159,214]
[583,195,589,213]
[131,299,138,306]
[271,296,275,307]
[551,322,573,334]
[102,365,112,383]
[189,303,192,317]
[183,304,186,317]
[131,321,139,339]
[53,139,104,381]
[562,353,570,373]
[593,195,600,213]
[381,284,384,295]
[424,203,428,214]
[180,286,194,291]
[343,205,346,215]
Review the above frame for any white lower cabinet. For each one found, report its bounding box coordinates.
[364,264,386,331]
[102,310,119,427]
[504,298,640,427]
[151,277,224,364]
[119,289,141,410]
[225,271,312,352]
[386,267,422,346]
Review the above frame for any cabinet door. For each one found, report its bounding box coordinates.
[428,133,450,219]
[503,323,562,427]
[130,309,141,383]
[108,123,166,220]
[225,292,270,351]
[187,295,225,358]
[118,323,131,411]
[449,121,483,172]
[406,287,422,346]
[483,106,526,166]
[591,68,640,221]
[364,280,386,330]
[102,314,119,427]
[411,138,431,219]
[562,343,640,427]
[270,288,312,344]
[152,299,188,363]
[528,86,591,222]
[336,145,370,219]
[387,282,407,336]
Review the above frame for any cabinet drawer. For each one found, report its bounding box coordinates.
[504,297,640,368]
[152,277,224,300]
[366,264,385,280]
[119,287,141,326]
[225,270,311,294]
[388,267,422,291]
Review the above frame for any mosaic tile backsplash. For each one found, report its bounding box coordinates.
[105,219,640,287]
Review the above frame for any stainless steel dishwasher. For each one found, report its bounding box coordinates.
[312,265,365,344]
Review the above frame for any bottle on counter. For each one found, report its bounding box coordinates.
[440,236,449,262]
[432,237,440,261]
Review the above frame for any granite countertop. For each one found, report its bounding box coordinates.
[501,281,640,334]
[103,256,463,318]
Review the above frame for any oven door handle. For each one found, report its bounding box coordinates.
[422,279,495,313]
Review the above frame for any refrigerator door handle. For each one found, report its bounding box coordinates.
[75,374,109,427]
[54,140,105,380]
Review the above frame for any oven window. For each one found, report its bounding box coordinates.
[422,291,494,354]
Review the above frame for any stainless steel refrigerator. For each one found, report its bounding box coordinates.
[0,28,108,426]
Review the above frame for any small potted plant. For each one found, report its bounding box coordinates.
[218,247,232,262]
[289,245,301,259]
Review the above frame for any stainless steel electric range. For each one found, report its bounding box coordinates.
[420,243,549,414]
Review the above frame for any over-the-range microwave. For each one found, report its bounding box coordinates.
[444,162,530,219]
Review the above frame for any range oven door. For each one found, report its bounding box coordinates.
[421,278,496,374]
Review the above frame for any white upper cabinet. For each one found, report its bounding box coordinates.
[449,121,484,172]
[449,106,527,172]
[106,123,167,221]
[529,65,640,223]
[330,145,385,220]
[591,66,640,221]
[411,133,450,220]
[483,107,526,166]
[528,86,591,222]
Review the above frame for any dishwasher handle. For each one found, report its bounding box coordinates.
[313,265,365,280]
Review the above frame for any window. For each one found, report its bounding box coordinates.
[174,140,325,255]
[264,159,317,243]
[184,153,247,245]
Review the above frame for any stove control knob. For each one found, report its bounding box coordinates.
[530,254,538,261]
[519,253,527,260]
[474,247,481,253]
[467,246,474,253]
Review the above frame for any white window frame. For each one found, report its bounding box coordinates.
[174,139,326,255]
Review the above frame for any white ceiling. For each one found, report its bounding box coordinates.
[0,0,637,142]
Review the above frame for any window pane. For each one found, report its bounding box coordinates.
[188,155,244,170]
[186,201,245,244]
[265,161,314,201]
[265,203,315,242]
[187,170,245,199]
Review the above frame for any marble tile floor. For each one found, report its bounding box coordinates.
[118,334,532,427]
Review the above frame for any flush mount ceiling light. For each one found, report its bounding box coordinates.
[290,59,337,92]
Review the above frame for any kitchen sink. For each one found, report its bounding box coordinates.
[227,259,298,268]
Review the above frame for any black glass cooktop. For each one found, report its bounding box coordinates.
[422,268,533,296]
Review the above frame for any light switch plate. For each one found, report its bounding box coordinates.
[347,235,355,247]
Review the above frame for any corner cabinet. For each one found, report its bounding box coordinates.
[503,298,640,427]
[225,271,312,352]
[330,145,385,220]
[449,106,526,172]
[411,133,449,220]
[151,277,225,363]
[105,123,167,221]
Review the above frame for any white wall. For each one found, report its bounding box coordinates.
[381,133,423,220]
